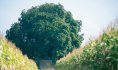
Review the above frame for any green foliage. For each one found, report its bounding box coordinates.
[0,36,38,70]
[5,3,83,68]
[56,24,118,70]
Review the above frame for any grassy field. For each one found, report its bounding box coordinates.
[0,36,38,70]
[56,22,118,70]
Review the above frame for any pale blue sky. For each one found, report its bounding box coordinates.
[0,0,118,44]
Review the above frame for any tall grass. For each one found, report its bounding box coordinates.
[0,36,38,70]
[56,21,118,70]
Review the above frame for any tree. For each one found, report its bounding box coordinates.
[6,3,83,67]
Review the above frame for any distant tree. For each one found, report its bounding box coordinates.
[6,3,83,67]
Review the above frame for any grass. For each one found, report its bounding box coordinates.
[0,36,38,70]
[56,21,118,70]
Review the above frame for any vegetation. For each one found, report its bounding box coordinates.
[56,22,118,70]
[5,3,83,67]
[0,36,38,70]
[2,2,117,70]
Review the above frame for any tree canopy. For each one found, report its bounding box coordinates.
[6,3,83,67]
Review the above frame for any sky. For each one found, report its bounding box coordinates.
[0,0,118,45]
